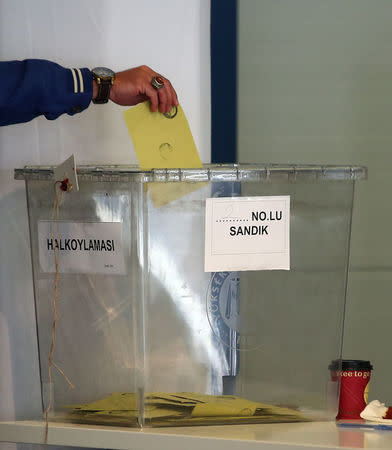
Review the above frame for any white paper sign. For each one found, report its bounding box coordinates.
[38,221,126,275]
[205,196,290,272]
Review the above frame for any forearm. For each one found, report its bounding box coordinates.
[0,59,93,126]
[0,60,179,126]
[92,79,98,101]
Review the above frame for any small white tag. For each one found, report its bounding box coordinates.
[38,221,126,275]
[53,154,79,192]
[205,196,290,272]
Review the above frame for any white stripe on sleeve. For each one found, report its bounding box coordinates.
[70,68,78,93]
[76,68,84,93]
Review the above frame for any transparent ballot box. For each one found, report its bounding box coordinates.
[15,164,366,427]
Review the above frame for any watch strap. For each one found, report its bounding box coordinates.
[92,68,115,104]
[93,80,112,104]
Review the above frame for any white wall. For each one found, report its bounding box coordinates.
[0,0,211,168]
[0,0,210,443]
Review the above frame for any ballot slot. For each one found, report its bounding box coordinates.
[15,164,366,427]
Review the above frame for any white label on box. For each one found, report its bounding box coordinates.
[205,196,290,272]
[38,221,126,275]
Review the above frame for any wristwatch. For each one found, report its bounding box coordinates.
[92,67,115,104]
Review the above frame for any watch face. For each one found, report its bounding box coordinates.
[93,67,115,79]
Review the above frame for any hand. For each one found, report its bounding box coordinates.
[106,65,179,113]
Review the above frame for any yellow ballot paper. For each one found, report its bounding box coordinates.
[68,392,309,426]
[123,102,204,207]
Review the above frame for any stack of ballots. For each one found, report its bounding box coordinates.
[68,392,309,426]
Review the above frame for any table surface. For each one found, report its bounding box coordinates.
[2,420,392,450]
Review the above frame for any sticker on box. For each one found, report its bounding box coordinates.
[38,221,126,275]
[204,196,290,272]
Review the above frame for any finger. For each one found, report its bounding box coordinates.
[160,78,177,109]
[153,74,173,112]
[158,88,169,113]
[168,82,179,107]
[164,88,174,113]
[144,85,159,112]
[164,88,175,112]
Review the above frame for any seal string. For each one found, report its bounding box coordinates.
[44,181,74,446]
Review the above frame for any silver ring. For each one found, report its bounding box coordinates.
[151,75,164,90]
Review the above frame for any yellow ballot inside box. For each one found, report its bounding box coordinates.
[68,392,309,426]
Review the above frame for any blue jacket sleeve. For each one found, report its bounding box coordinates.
[0,59,93,126]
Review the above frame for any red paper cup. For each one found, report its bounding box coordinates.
[329,359,373,420]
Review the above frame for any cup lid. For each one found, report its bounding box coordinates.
[329,359,373,371]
